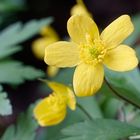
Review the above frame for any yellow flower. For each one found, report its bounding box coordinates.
[32,37,58,60]
[71,0,91,17]
[32,26,59,77]
[32,26,59,60]
[34,81,76,126]
[44,15,138,97]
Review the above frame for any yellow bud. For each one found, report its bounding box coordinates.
[70,0,91,17]
[33,81,76,126]
[32,37,57,60]
[47,81,76,110]
[32,26,59,60]
[34,93,67,126]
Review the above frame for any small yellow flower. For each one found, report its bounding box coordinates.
[32,37,58,60]
[44,15,138,97]
[71,0,91,17]
[32,26,59,60]
[32,26,59,77]
[34,81,76,126]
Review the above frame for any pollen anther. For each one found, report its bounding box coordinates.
[80,38,106,65]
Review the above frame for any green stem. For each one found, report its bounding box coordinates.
[122,105,127,122]
[104,77,140,109]
[77,103,93,120]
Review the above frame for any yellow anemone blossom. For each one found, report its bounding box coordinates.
[32,26,59,77]
[34,81,76,126]
[71,0,91,17]
[32,37,58,60]
[44,15,138,97]
[32,26,59,60]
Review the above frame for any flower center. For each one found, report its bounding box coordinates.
[80,35,106,65]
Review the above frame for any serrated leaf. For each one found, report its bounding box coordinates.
[105,68,140,108]
[0,85,12,116]
[0,60,45,85]
[0,45,22,59]
[61,119,140,140]
[46,108,89,140]
[0,17,53,48]
[1,105,38,140]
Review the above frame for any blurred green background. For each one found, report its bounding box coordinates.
[0,0,140,139]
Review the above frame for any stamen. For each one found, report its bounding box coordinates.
[79,37,106,65]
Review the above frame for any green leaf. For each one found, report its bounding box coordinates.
[124,14,140,45]
[77,96,103,119]
[101,98,123,118]
[98,82,114,98]
[130,113,140,128]
[0,17,53,48]
[1,105,38,140]
[0,85,12,115]
[98,83,123,118]
[105,68,140,108]
[0,60,45,85]
[0,45,22,59]
[0,0,25,12]
[61,119,140,140]
[46,108,89,140]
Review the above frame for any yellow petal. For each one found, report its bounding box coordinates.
[67,15,99,44]
[47,66,59,77]
[44,41,80,67]
[32,37,58,60]
[34,95,67,126]
[38,111,66,126]
[47,81,76,110]
[101,15,134,49]
[66,87,76,110]
[70,0,91,17]
[104,45,138,71]
[73,63,104,97]
[47,81,69,95]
